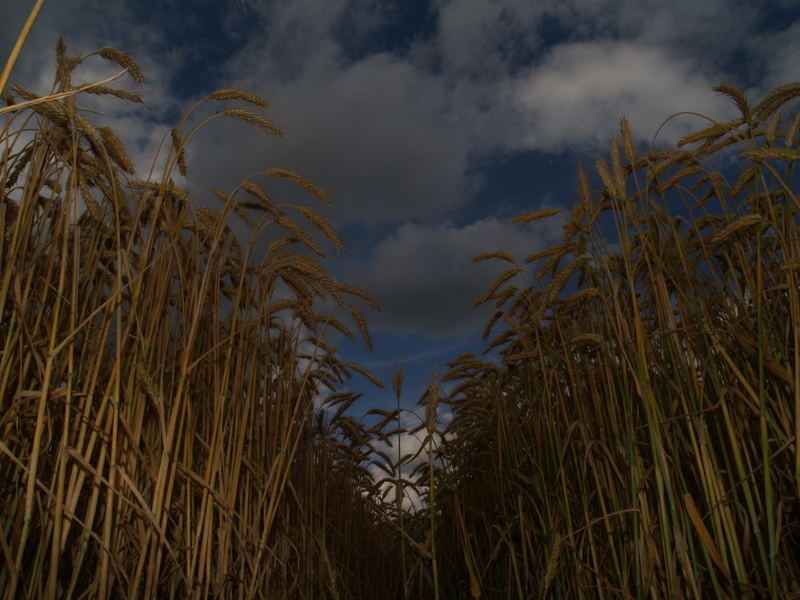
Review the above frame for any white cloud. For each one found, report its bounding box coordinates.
[367,407,450,511]
[511,41,735,150]
[426,0,772,154]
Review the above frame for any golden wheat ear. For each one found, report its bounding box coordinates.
[2,35,399,599]
[0,0,45,93]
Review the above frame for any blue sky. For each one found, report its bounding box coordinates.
[4,0,799,424]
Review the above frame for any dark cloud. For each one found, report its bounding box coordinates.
[346,216,565,337]
[186,51,472,224]
[745,20,800,92]
[434,0,549,77]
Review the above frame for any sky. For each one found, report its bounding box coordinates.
[3,0,799,435]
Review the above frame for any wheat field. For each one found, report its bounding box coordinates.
[2,11,800,600]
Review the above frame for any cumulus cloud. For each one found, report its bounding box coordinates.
[5,0,796,352]
[186,51,472,224]
[366,407,451,511]
[510,41,735,150]
[10,0,776,233]
[180,0,779,226]
[428,0,777,153]
[368,433,426,511]
[346,215,565,337]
